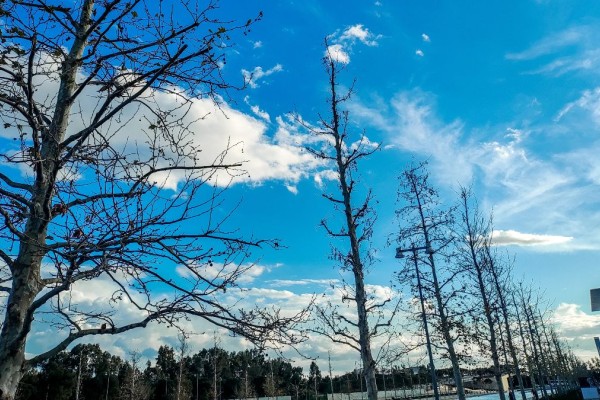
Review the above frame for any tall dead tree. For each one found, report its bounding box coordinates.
[303,49,394,400]
[455,188,505,400]
[396,164,466,400]
[0,1,307,398]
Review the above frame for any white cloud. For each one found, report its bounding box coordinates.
[421,33,430,42]
[285,184,298,194]
[345,89,600,251]
[176,262,268,285]
[253,41,263,49]
[325,44,350,64]
[339,24,380,47]
[555,87,600,124]
[0,54,325,193]
[415,49,424,57]
[241,64,283,89]
[492,230,573,247]
[314,169,338,188]
[244,95,271,122]
[506,25,600,77]
[552,303,600,361]
[268,278,339,287]
[325,24,380,65]
[506,26,586,61]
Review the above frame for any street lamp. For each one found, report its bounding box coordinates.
[396,244,440,400]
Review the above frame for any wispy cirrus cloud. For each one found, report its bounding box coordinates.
[347,89,600,251]
[507,25,600,76]
[244,95,271,122]
[268,278,339,287]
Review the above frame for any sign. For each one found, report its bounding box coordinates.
[591,289,600,312]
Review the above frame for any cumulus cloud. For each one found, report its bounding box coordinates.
[415,49,424,57]
[339,24,380,47]
[26,266,405,375]
[325,44,350,64]
[325,24,380,64]
[241,64,283,89]
[553,303,600,360]
[421,33,430,42]
[0,55,322,193]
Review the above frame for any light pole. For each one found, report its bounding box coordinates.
[396,244,440,400]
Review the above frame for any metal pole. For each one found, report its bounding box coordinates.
[412,249,440,400]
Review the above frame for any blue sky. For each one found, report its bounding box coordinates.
[210,0,600,366]
[4,0,600,375]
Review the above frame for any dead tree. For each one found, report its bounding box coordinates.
[485,250,527,400]
[303,48,397,400]
[0,1,307,398]
[395,164,467,400]
[455,188,505,400]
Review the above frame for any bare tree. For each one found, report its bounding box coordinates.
[516,284,550,399]
[176,334,191,400]
[119,350,151,400]
[302,48,396,400]
[0,1,308,398]
[395,164,467,400]
[455,188,505,400]
[485,250,527,400]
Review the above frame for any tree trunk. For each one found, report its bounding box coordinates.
[327,59,378,400]
[491,269,526,400]
[0,264,41,399]
[414,193,465,400]
[459,191,505,400]
[356,278,378,400]
[0,2,94,398]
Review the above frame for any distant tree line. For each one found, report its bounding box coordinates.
[11,341,457,400]
[15,342,304,400]
[16,335,593,400]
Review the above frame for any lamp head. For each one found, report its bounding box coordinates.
[395,247,404,259]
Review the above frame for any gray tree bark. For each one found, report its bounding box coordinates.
[0,2,94,397]
[457,189,505,400]
[488,255,527,400]
[401,168,466,400]
[305,54,381,400]
[326,58,378,400]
